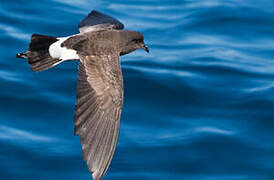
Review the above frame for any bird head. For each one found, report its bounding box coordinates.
[120,31,149,55]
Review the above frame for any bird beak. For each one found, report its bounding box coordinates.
[143,44,149,53]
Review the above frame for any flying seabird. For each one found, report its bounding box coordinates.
[16,10,149,180]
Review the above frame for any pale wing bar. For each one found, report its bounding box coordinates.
[74,55,123,180]
[78,10,124,33]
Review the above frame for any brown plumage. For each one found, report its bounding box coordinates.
[16,10,149,180]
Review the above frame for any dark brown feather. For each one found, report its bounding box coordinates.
[29,34,58,51]
[17,34,61,72]
[74,53,123,180]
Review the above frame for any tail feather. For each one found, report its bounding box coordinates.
[29,34,58,51]
[16,34,61,72]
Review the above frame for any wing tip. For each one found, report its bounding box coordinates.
[92,171,101,180]
[89,10,102,16]
[78,9,124,33]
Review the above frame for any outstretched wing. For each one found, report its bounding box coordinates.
[74,54,123,180]
[78,10,124,33]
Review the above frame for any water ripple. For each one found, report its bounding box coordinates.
[1,0,274,179]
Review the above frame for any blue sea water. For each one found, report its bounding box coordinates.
[1,0,274,179]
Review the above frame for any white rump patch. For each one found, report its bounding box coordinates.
[49,36,79,60]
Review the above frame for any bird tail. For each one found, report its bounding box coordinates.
[16,34,62,72]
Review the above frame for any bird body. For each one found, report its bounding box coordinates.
[16,10,148,180]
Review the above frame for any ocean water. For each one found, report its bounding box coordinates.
[1,0,274,179]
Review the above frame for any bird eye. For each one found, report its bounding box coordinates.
[132,39,142,43]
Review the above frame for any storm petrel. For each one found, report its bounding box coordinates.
[16,10,149,180]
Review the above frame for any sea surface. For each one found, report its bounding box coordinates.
[1,0,274,179]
